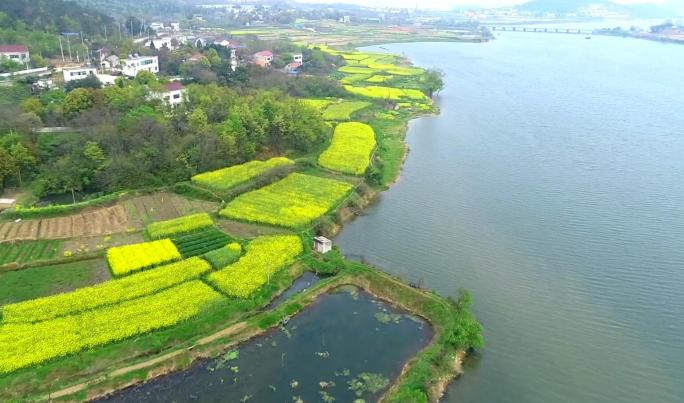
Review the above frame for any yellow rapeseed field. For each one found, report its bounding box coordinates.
[106,239,181,276]
[1,257,211,324]
[191,157,294,192]
[219,173,353,228]
[0,281,224,374]
[319,122,376,175]
[207,235,303,298]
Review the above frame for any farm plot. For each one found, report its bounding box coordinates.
[343,85,429,102]
[1,257,210,324]
[0,193,217,242]
[191,157,294,194]
[0,205,128,242]
[121,192,218,229]
[207,235,303,297]
[301,99,333,111]
[172,227,233,258]
[219,173,354,228]
[0,240,61,266]
[203,242,242,269]
[106,239,181,276]
[0,281,224,374]
[147,213,214,239]
[322,101,372,121]
[319,122,376,175]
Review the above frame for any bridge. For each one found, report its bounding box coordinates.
[488,26,594,35]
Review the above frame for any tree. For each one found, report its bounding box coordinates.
[423,68,445,98]
[62,88,94,118]
[8,142,36,186]
[0,148,17,189]
[65,75,102,92]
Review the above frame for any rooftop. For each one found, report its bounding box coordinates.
[0,44,28,53]
[166,82,184,91]
[254,50,273,57]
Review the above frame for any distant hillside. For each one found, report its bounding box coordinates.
[73,0,187,20]
[0,0,113,36]
[517,0,672,18]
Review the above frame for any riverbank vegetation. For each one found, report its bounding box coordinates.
[0,30,481,402]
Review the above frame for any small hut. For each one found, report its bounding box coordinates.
[313,236,332,254]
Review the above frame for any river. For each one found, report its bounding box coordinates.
[337,34,684,402]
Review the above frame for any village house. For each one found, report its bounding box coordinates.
[292,53,303,64]
[100,54,120,72]
[160,81,186,107]
[0,44,30,63]
[285,62,302,75]
[121,55,159,78]
[62,66,97,82]
[253,50,273,68]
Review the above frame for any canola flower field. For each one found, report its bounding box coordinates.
[319,122,376,175]
[106,239,181,276]
[322,101,372,121]
[219,173,354,228]
[0,281,223,374]
[343,85,428,102]
[0,258,211,324]
[147,213,214,239]
[207,235,303,298]
[191,157,294,193]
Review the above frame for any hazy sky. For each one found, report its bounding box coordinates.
[296,0,667,11]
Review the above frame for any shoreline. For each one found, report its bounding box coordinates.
[0,41,480,403]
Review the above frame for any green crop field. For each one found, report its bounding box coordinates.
[172,227,233,258]
[322,101,372,121]
[0,240,61,266]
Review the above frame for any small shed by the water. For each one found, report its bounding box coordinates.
[313,236,332,254]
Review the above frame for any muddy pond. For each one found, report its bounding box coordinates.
[98,285,433,402]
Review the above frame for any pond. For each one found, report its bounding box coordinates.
[265,272,322,310]
[97,287,433,402]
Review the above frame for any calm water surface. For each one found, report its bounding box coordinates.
[100,287,432,402]
[337,34,684,402]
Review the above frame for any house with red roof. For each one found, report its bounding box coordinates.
[0,45,30,64]
[162,81,186,106]
[253,50,273,68]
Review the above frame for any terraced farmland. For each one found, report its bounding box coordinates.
[0,240,61,266]
[0,193,218,242]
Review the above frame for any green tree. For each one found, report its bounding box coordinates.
[62,88,93,118]
[8,143,36,186]
[0,148,17,189]
[423,69,445,98]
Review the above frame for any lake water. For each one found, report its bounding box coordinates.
[99,287,432,402]
[337,35,684,402]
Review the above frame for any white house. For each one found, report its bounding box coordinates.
[253,50,273,68]
[292,53,303,64]
[170,22,181,32]
[121,55,159,78]
[149,22,165,31]
[152,81,186,107]
[147,38,176,51]
[62,66,97,82]
[313,236,332,254]
[0,45,30,63]
[101,54,120,72]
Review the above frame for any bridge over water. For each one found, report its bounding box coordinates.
[488,26,594,35]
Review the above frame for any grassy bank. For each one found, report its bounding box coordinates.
[5,249,480,402]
